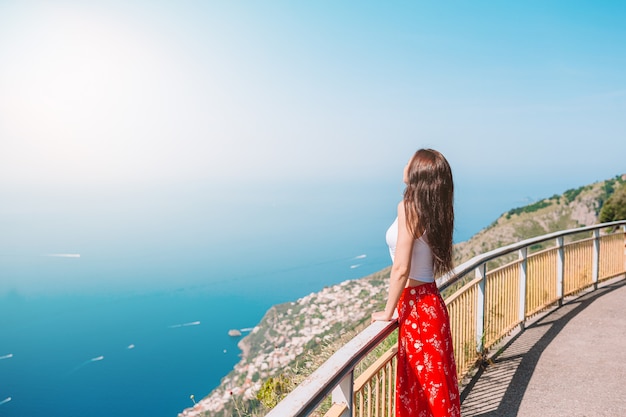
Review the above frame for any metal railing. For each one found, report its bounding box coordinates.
[265,221,626,417]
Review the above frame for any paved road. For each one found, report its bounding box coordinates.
[460,276,626,417]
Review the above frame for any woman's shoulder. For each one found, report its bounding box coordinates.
[396,201,406,216]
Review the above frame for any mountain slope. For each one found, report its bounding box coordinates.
[454,175,625,264]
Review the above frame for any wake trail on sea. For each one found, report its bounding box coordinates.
[168,321,201,329]
[66,356,104,376]
[0,397,11,406]
[0,353,13,360]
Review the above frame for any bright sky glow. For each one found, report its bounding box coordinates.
[1,1,625,188]
[1,1,626,298]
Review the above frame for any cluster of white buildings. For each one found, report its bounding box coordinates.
[178,276,385,416]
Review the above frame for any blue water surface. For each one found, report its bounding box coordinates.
[2,290,271,416]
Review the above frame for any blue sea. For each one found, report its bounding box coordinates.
[0,178,554,416]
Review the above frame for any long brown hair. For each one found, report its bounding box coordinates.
[403,149,454,277]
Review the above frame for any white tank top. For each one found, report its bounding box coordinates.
[385,217,435,283]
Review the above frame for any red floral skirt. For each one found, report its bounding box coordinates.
[396,282,461,417]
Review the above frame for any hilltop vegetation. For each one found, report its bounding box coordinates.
[453,175,626,265]
[179,174,625,417]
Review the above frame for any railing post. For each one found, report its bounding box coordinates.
[592,229,600,289]
[518,247,527,331]
[331,371,353,417]
[622,224,626,272]
[556,236,564,306]
[475,263,486,354]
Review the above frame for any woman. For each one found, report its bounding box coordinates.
[372,149,460,417]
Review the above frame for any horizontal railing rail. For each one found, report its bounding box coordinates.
[266,221,626,417]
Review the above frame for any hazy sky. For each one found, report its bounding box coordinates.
[1,1,625,190]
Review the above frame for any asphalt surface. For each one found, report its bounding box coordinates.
[460,276,626,417]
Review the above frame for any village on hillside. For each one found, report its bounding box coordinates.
[178,274,387,417]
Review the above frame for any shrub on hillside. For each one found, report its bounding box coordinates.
[563,185,586,203]
[599,185,626,223]
[506,199,552,219]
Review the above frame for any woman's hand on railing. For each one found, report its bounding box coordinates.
[371,310,397,323]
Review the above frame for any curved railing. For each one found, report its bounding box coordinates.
[265,221,626,417]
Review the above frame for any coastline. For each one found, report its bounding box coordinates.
[177,268,390,416]
[237,336,251,360]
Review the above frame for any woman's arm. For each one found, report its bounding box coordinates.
[372,201,415,322]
